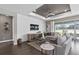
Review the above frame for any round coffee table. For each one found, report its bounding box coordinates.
[40,42,55,55]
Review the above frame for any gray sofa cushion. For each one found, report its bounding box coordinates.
[56,36,72,55]
[58,35,67,45]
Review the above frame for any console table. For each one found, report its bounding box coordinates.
[27,33,41,41]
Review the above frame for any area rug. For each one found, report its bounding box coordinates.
[27,42,41,51]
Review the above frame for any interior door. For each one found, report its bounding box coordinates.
[0,15,12,41]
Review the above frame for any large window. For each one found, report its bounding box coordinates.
[55,21,79,39]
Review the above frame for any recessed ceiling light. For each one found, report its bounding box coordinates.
[54,11,58,13]
[64,10,68,12]
[49,13,55,15]
[6,15,9,16]
[52,14,55,15]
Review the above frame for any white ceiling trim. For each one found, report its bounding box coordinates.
[0,4,43,16]
[29,12,46,20]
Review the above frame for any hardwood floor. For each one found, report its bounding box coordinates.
[69,40,79,55]
[0,41,42,55]
[0,40,79,55]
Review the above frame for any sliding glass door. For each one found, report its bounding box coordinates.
[55,21,79,40]
[55,22,74,35]
[75,23,79,40]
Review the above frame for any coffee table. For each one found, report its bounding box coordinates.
[40,42,55,55]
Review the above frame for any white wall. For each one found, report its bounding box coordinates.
[70,4,79,14]
[17,14,46,42]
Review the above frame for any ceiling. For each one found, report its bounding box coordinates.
[34,4,71,18]
[0,4,74,20]
[0,4,42,15]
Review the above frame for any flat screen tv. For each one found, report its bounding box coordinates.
[30,24,39,30]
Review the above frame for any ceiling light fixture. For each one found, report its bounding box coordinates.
[52,13,55,15]
[49,12,55,15]
[64,10,68,12]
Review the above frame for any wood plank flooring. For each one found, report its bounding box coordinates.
[69,40,79,55]
[0,41,42,55]
[0,40,79,55]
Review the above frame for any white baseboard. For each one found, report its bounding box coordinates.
[0,39,13,43]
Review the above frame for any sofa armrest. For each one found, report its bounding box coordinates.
[51,44,62,48]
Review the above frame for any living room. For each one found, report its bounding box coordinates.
[0,4,79,55]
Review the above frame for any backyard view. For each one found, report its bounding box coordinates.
[55,21,79,39]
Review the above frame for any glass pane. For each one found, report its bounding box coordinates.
[75,24,79,39]
[55,21,75,35]
[55,20,79,40]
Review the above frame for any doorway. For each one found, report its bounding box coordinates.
[0,14,13,42]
